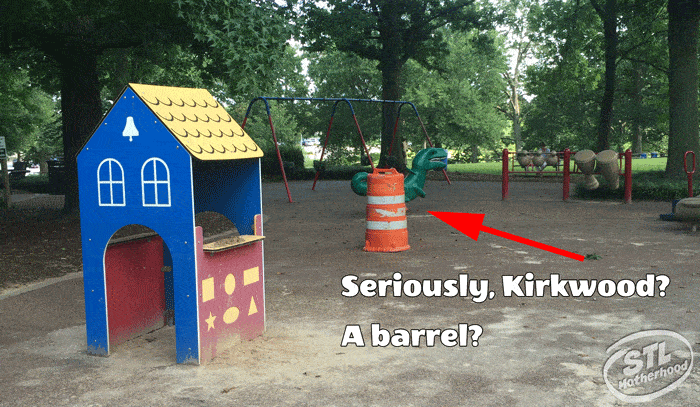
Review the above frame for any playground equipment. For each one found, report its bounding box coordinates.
[574,149,621,190]
[501,148,632,203]
[242,97,450,202]
[574,150,599,190]
[516,150,559,171]
[351,147,448,202]
[78,84,265,364]
[531,152,546,169]
[661,151,698,222]
[516,151,533,169]
[363,168,410,252]
[596,150,621,190]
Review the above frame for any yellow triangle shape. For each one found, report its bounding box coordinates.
[248,296,258,316]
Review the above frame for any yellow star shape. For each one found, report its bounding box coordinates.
[205,312,216,331]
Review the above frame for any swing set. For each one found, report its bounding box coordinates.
[241,97,451,203]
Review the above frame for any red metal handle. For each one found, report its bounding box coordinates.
[684,151,696,174]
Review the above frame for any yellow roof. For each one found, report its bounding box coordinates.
[129,83,262,160]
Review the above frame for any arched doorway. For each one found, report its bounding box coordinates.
[104,224,172,347]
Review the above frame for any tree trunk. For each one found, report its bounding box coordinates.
[59,48,103,213]
[631,62,643,155]
[379,66,405,170]
[511,83,523,152]
[666,0,700,178]
[470,144,480,163]
[596,0,617,152]
[377,3,407,172]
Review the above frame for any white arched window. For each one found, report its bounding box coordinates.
[97,159,125,206]
[141,157,171,207]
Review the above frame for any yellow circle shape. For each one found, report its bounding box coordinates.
[223,307,239,324]
[225,274,236,295]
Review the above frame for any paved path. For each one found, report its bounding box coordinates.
[1,180,698,406]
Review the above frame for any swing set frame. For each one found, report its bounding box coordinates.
[242,96,450,203]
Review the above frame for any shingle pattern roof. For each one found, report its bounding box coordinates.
[130,83,262,160]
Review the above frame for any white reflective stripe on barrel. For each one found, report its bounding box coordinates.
[371,207,406,217]
[368,195,404,205]
[366,220,408,230]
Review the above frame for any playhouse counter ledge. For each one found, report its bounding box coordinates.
[202,231,265,253]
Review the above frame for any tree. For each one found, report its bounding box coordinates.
[1,0,294,213]
[495,0,542,152]
[522,0,603,150]
[405,29,508,160]
[666,0,700,178]
[302,0,480,170]
[589,0,619,152]
[306,49,383,163]
[615,0,668,154]
[0,56,57,160]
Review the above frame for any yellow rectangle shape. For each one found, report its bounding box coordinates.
[202,277,215,302]
[243,267,259,286]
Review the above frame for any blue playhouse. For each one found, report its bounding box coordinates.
[78,83,266,364]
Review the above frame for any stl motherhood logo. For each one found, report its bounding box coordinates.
[603,329,694,403]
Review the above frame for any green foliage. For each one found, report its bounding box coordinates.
[301,0,483,168]
[521,0,670,155]
[320,145,368,167]
[261,145,306,177]
[574,171,697,201]
[24,115,63,164]
[523,0,603,151]
[314,165,372,181]
[302,0,480,62]
[304,49,382,147]
[99,44,215,101]
[0,56,59,160]
[176,0,296,97]
[10,175,54,194]
[404,29,508,154]
[234,103,302,152]
[2,0,299,212]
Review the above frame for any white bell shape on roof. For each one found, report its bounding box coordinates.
[122,116,139,142]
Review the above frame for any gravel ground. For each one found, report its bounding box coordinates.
[0,179,698,406]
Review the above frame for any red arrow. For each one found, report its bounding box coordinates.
[428,211,584,262]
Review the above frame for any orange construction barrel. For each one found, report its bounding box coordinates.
[364,168,410,252]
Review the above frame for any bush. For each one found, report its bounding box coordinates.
[261,145,306,177]
[9,174,56,194]
[316,165,372,180]
[574,171,697,201]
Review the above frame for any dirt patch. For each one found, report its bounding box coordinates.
[0,197,82,289]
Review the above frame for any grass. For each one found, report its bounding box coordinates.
[445,157,668,175]
[445,161,503,175]
[437,156,688,201]
[7,157,684,201]
[302,153,669,175]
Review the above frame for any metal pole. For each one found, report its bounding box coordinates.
[413,111,451,184]
[624,149,633,204]
[245,96,451,199]
[242,97,293,203]
[501,149,509,200]
[1,158,10,209]
[563,149,571,201]
[684,151,695,198]
[312,102,339,191]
